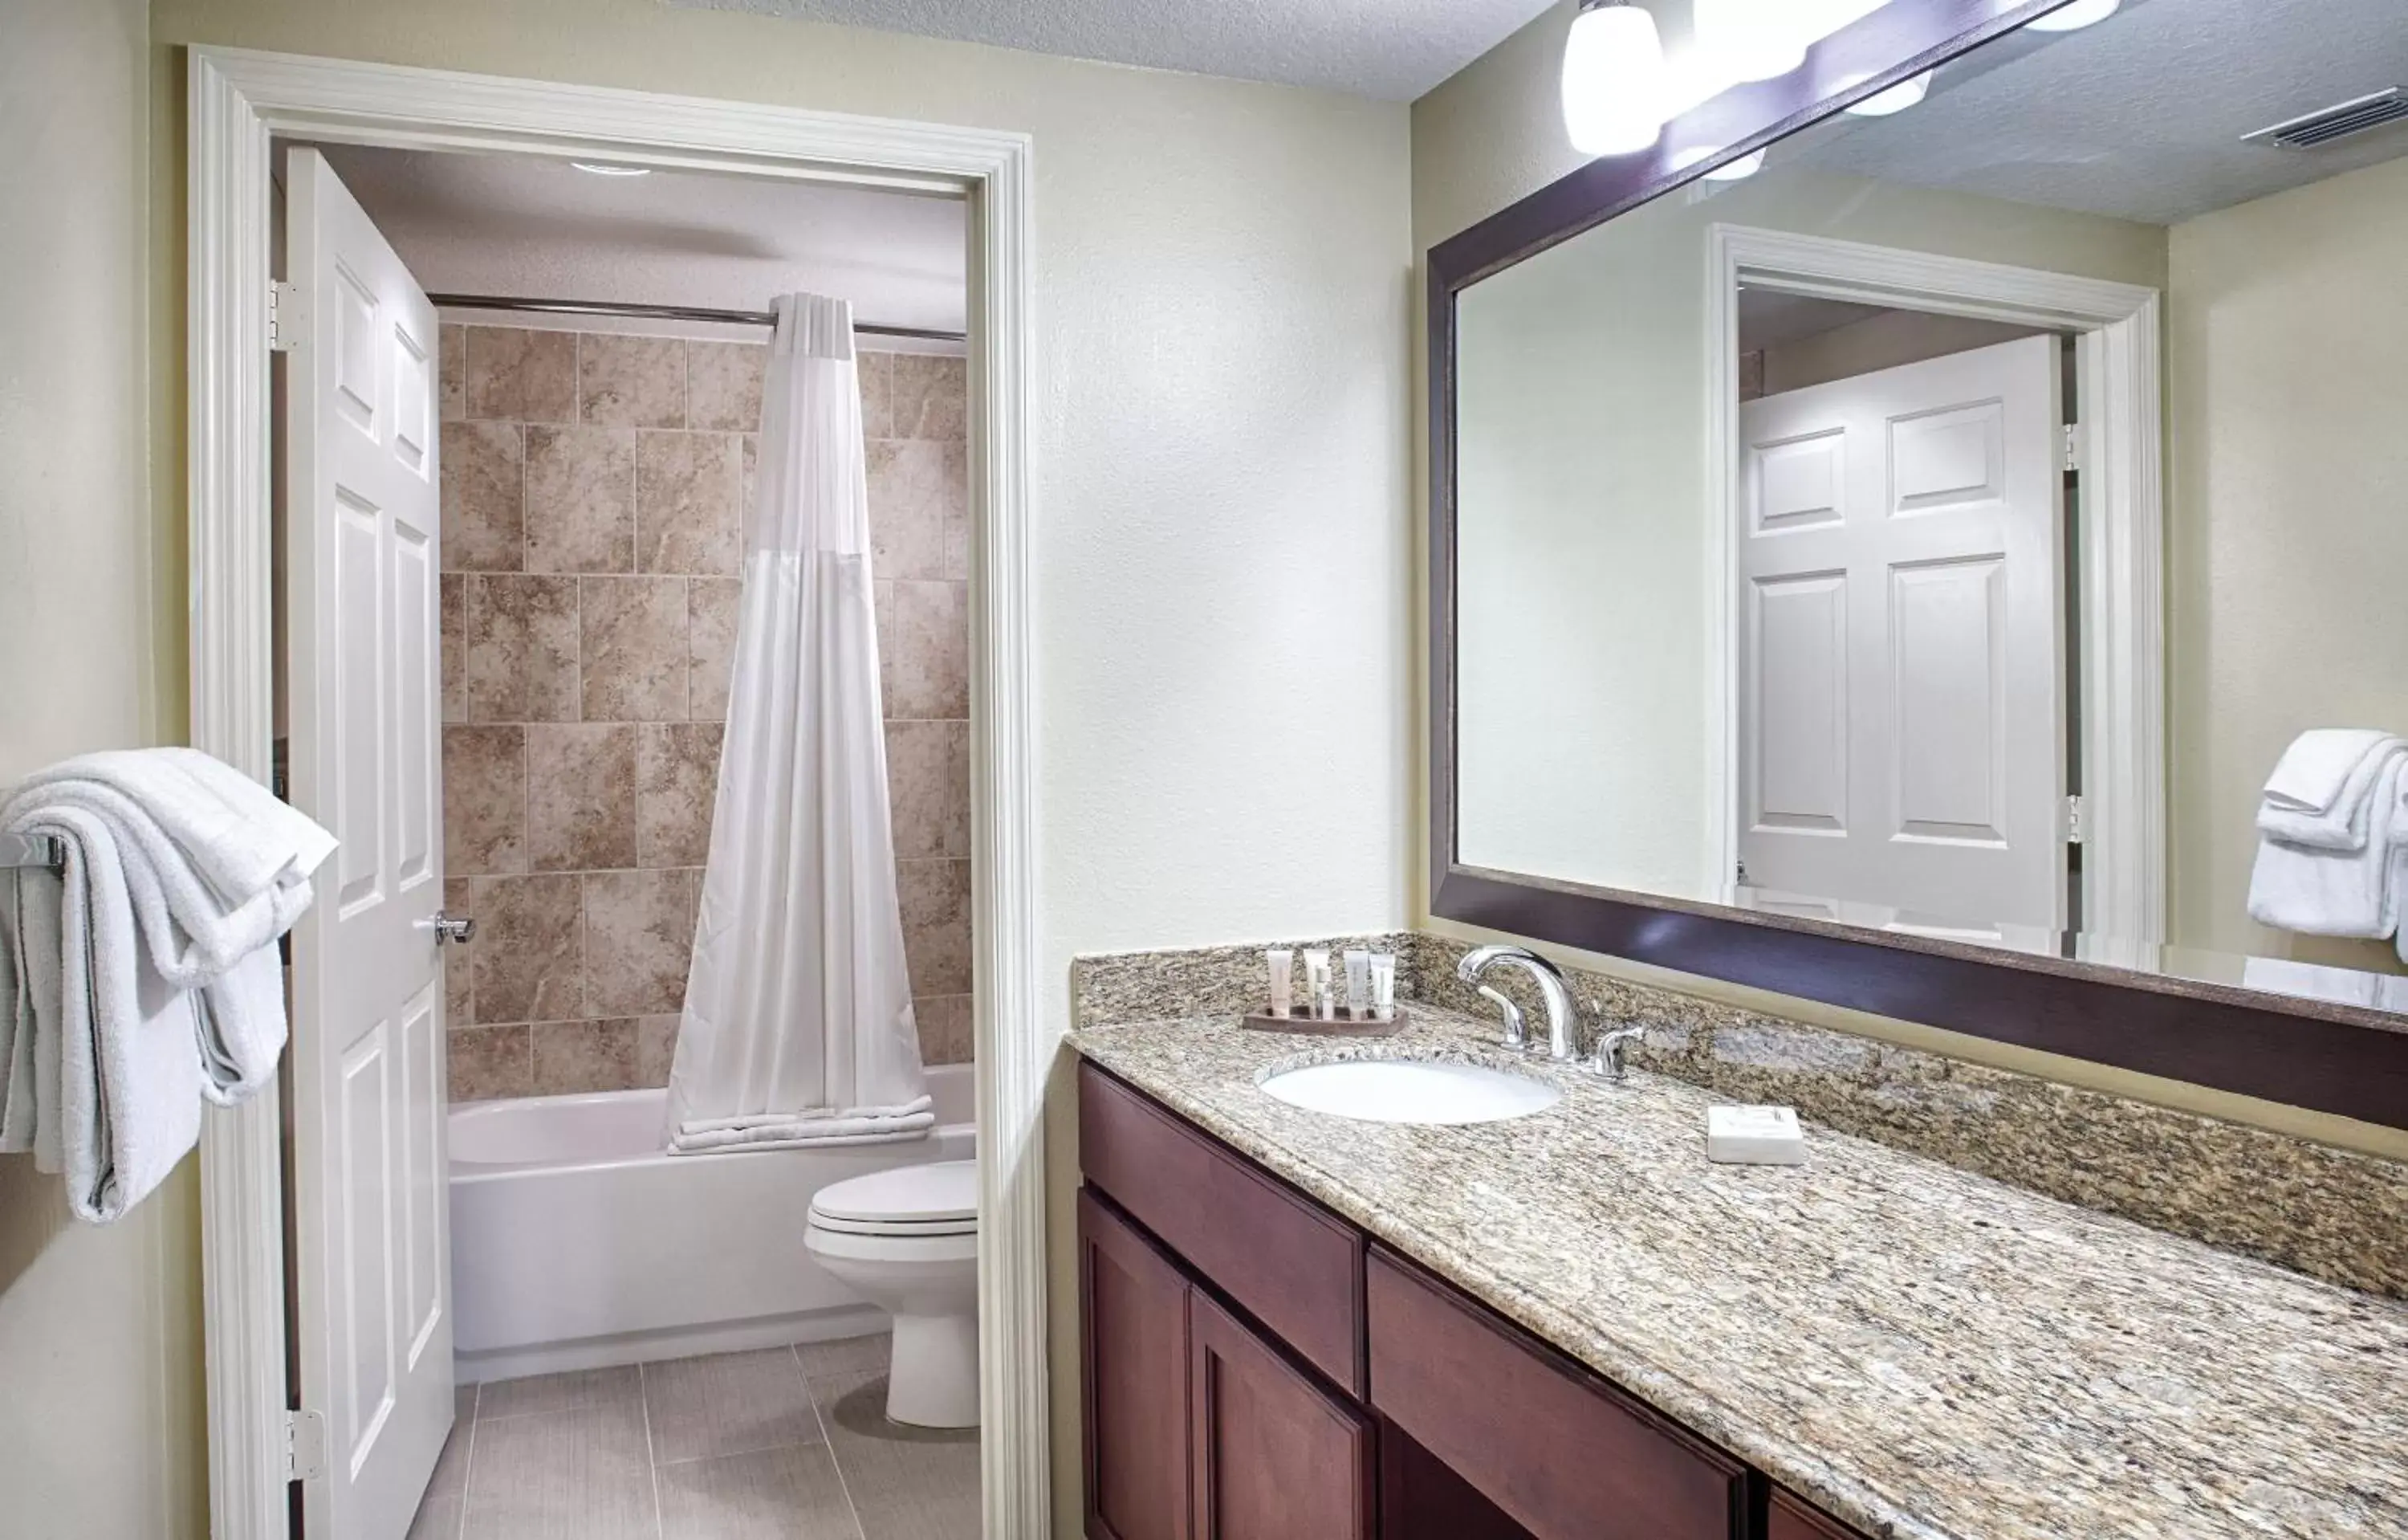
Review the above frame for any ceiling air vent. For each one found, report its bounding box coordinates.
[2243,87,2408,150]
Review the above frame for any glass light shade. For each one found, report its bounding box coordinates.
[1562,3,1667,157]
[1842,70,1934,116]
[2028,0,2120,30]
[1670,145,1767,181]
[1695,0,1807,84]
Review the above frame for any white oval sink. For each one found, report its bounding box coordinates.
[1258,1058,1562,1126]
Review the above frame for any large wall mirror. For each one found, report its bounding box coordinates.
[1433,0,2408,1125]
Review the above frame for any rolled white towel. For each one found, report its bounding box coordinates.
[2257,729,2405,852]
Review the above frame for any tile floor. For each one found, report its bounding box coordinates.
[409,1334,979,1539]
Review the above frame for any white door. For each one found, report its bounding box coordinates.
[1735,333,2066,933]
[284,147,454,1540]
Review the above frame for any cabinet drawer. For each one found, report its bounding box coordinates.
[1366,1249,1747,1540]
[1080,1065,1366,1395]
[1770,1488,1871,1540]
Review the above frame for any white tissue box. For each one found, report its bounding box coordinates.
[1706,1105,1805,1166]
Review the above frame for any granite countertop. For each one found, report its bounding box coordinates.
[1069,1010,2408,1540]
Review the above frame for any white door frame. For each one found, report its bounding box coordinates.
[1703,223,2165,944]
[188,46,1045,1538]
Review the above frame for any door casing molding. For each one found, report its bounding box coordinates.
[1702,223,2166,943]
[187,45,1044,1537]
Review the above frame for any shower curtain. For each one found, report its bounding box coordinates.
[664,293,930,1153]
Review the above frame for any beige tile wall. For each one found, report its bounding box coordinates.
[437,324,974,1102]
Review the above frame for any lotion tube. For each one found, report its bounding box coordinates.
[1343,950,1371,1017]
[1301,950,1332,1020]
[1368,952,1397,1021]
[1266,950,1295,1016]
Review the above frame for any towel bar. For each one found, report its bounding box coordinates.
[0,833,65,871]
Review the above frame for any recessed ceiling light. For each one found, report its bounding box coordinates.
[1671,145,1767,181]
[1842,70,1934,116]
[2028,0,2120,31]
[571,161,652,177]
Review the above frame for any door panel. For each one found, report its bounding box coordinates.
[1190,1291,1373,1540]
[287,145,454,1540]
[1737,333,2064,929]
[1080,1190,1193,1540]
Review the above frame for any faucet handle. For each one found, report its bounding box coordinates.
[1475,984,1528,1052]
[1589,1021,1648,1081]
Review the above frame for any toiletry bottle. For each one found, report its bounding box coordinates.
[1301,950,1332,1021]
[1368,952,1397,1021]
[1343,950,1371,1019]
[1266,950,1295,1017]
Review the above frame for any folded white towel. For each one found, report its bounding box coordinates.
[668,1095,935,1155]
[2248,753,2405,939]
[193,943,289,1105]
[12,778,309,989]
[0,809,206,1223]
[10,748,336,906]
[2258,730,2406,852]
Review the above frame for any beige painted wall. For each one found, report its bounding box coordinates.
[144,0,1414,1528]
[0,1,205,1535]
[2167,153,2408,976]
[1409,0,2408,1164]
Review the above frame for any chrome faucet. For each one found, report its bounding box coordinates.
[1456,945,1582,1061]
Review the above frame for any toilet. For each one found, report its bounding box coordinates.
[804,1159,981,1428]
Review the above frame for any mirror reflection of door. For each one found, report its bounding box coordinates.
[1734,324,2068,937]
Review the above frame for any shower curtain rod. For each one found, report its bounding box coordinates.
[426,292,967,344]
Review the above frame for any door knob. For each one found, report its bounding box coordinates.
[420,911,476,945]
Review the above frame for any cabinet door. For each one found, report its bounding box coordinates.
[1190,1291,1374,1540]
[1082,1190,1193,1540]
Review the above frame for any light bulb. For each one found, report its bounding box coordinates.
[1562,2,1667,157]
[1841,70,1934,116]
[1671,145,1767,182]
[1696,0,1807,84]
[2028,0,2120,31]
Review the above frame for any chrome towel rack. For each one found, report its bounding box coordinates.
[0,833,65,871]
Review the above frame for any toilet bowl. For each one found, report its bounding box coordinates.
[804,1159,980,1428]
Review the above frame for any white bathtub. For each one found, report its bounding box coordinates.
[448,1065,975,1382]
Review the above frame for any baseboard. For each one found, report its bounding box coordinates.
[456,1303,893,1383]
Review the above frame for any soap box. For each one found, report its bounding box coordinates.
[1706,1105,1806,1166]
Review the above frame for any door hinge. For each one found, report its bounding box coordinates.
[269,280,308,354]
[2062,422,2081,474]
[286,1407,327,1483]
[2065,793,2086,846]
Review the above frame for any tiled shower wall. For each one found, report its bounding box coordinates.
[436,323,974,1102]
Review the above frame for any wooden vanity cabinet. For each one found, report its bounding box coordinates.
[1077,1063,1873,1540]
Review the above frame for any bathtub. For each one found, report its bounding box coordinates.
[448,1064,975,1382]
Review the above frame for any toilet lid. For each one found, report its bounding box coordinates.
[809,1160,978,1236]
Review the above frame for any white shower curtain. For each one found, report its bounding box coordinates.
[664,293,930,1153]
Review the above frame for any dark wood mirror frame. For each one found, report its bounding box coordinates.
[1426,0,2408,1131]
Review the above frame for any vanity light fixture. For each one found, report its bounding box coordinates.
[2027,0,2120,31]
[1562,0,1669,157]
[1695,0,1807,84]
[570,161,653,177]
[1841,69,1935,116]
[1671,145,1767,181]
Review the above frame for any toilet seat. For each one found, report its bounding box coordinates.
[807,1159,978,1238]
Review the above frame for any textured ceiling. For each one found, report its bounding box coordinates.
[1804,0,2408,225]
[313,145,967,336]
[672,0,1561,100]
